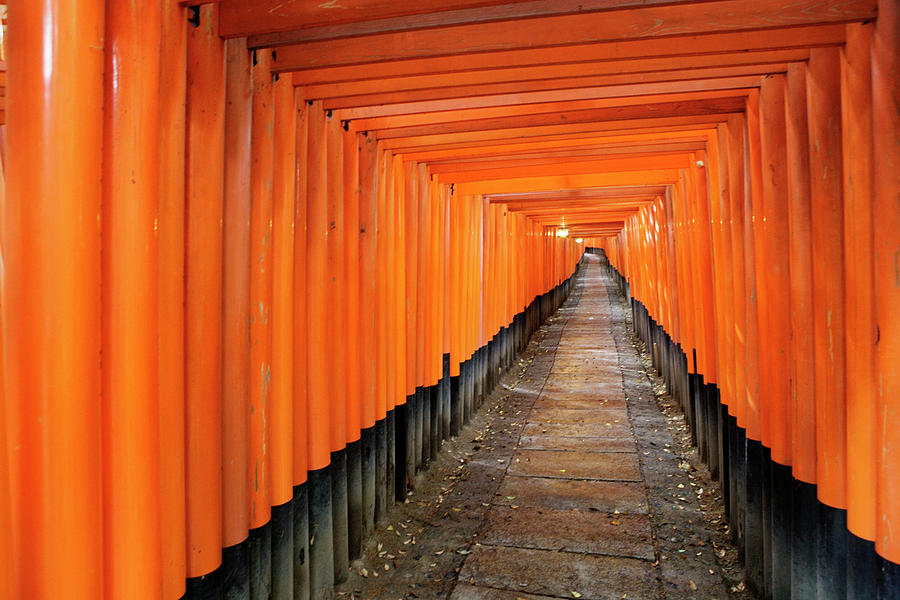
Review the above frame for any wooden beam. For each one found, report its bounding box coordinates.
[325,68,777,111]
[401,130,711,162]
[298,50,805,99]
[374,96,747,140]
[285,26,843,83]
[506,199,658,211]
[434,154,692,183]
[456,170,682,195]
[337,78,760,120]
[490,185,669,203]
[425,143,706,171]
[238,0,705,44]
[350,88,750,132]
[271,3,869,70]
[381,118,726,152]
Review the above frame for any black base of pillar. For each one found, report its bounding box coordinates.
[374,418,387,522]
[770,461,792,599]
[385,408,396,512]
[249,520,272,600]
[360,427,376,540]
[397,400,412,500]
[422,386,433,464]
[330,449,349,584]
[745,438,765,598]
[271,500,293,600]
[186,561,224,600]
[818,503,848,599]
[429,384,439,460]
[449,375,461,436]
[878,554,900,600]
[441,354,451,440]
[762,445,773,600]
[847,532,879,599]
[292,482,310,600]
[221,538,248,600]
[346,439,363,560]
[413,388,424,470]
[308,466,334,600]
[791,479,818,599]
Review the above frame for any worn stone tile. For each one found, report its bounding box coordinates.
[517,434,637,453]
[522,422,633,439]
[480,505,655,560]
[458,545,660,600]
[507,449,642,481]
[495,476,648,513]
[448,584,561,600]
[528,406,629,424]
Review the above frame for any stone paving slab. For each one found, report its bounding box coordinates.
[448,584,562,600]
[457,545,660,600]
[540,379,623,393]
[507,449,642,481]
[479,506,655,560]
[528,406,629,424]
[531,396,627,411]
[521,422,633,439]
[495,476,649,513]
[516,434,637,453]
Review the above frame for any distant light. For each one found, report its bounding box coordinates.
[556,228,569,238]
[575,238,583,243]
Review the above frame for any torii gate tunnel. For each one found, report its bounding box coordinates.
[0,0,898,599]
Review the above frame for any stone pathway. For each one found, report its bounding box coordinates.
[335,254,752,600]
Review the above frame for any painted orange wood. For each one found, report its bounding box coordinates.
[272,2,869,70]
[272,73,298,502]
[841,22,876,542]
[102,1,164,595]
[872,0,900,564]
[157,2,188,593]
[808,46,847,510]
[222,36,252,550]
[184,5,226,578]
[784,62,817,485]
[297,51,804,100]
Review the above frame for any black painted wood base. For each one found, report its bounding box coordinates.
[346,439,363,560]
[293,482,310,600]
[221,538,248,600]
[186,554,224,600]
[271,500,293,600]
[330,448,349,585]
[360,427,376,541]
[374,417,387,523]
[248,521,272,600]
[307,466,334,600]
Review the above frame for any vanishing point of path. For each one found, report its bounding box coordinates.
[335,254,754,600]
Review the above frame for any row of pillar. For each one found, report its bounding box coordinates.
[600,13,899,600]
